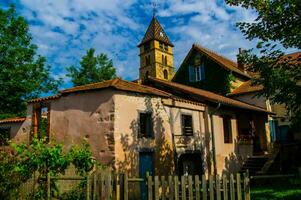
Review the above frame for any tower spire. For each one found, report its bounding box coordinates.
[152,2,157,17]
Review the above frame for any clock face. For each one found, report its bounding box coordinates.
[160,31,164,37]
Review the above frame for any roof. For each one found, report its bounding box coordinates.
[29,78,171,103]
[229,80,263,96]
[138,16,174,47]
[0,117,26,124]
[281,51,301,63]
[229,51,301,96]
[147,77,271,113]
[193,44,251,78]
[182,44,251,79]
[28,95,61,103]
[60,78,170,97]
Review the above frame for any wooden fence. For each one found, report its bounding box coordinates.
[17,170,251,200]
[85,170,250,200]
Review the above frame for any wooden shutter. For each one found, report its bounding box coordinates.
[200,63,205,80]
[189,65,195,82]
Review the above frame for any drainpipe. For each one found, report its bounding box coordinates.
[210,102,221,176]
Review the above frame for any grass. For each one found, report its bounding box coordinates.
[251,178,301,200]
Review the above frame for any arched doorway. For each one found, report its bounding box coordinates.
[178,153,203,176]
[163,69,168,80]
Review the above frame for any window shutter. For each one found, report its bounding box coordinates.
[200,64,205,80]
[189,65,194,82]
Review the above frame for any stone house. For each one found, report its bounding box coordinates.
[0,16,279,178]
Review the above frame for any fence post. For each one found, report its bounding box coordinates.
[181,175,186,200]
[123,173,128,200]
[161,176,166,200]
[188,175,193,200]
[216,174,221,200]
[174,176,179,200]
[209,175,214,200]
[223,175,228,200]
[47,172,51,200]
[195,175,200,200]
[230,174,235,200]
[202,175,207,200]
[154,176,159,200]
[87,173,91,200]
[147,173,153,200]
[237,174,242,200]
[116,174,120,200]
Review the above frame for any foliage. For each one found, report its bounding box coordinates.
[226,0,301,131]
[0,149,24,198]
[0,138,95,199]
[0,5,60,118]
[67,48,116,86]
[251,178,301,200]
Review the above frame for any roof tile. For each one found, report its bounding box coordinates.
[138,17,174,47]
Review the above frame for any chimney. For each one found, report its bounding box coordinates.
[237,48,246,72]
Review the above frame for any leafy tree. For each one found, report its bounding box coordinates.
[0,5,60,119]
[67,48,116,86]
[0,138,95,199]
[226,0,301,131]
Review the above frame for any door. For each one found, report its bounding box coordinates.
[139,152,154,200]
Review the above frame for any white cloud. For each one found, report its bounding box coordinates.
[15,0,259,87]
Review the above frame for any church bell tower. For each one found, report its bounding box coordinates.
[138,16,175,81]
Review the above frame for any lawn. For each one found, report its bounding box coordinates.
[251,178,301,200]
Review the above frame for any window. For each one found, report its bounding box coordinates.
[223,115,232,143]
[139,112,153,138]
[162,55,167,66]
[181,114,193,135]
[145,55,151,66]
[188,63,205,82]
[144,42,150,52]
[159,42,168,51]
[159,42,163,50]
[0,127,10,146]
[163,69,168,79]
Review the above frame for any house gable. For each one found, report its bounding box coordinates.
[173,44,250,95]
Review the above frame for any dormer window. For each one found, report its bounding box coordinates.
[189,62,205,82]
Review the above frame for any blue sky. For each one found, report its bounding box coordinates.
[1,0,263,89]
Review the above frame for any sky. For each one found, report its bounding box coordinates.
[1,0,263,89]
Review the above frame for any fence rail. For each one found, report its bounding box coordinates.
[17,170,251,200]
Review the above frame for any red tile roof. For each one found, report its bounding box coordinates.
[147,77,271,113]
[0,117,26,124]
[192,44,251,78]
[138,16,174,47]
[28,78,171,103]
[60,78,171,97]
[28,95,61,103]
[230,80,263,96]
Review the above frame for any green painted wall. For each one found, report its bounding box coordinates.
[173,50,235,95]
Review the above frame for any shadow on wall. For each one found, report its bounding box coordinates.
[115,96,174,177]
[223,139,244,175]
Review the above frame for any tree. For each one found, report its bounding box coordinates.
[0,5,60,119]
[226,0,301,131]
[67,48,116,86]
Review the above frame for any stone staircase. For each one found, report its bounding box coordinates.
[240,155,270,175]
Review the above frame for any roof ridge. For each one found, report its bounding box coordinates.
[193,43,237,65]
[120,78,171,96]
[60,79,114,93]
[148,77,270,113]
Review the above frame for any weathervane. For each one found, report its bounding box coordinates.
[152,2,157,17]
